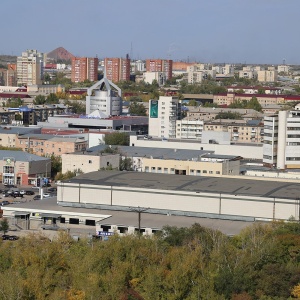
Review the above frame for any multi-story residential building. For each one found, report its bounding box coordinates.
[16,134,87,157]
[176,118,203,140]
[213,93,300,106]
[146,59,172,80]
[104,56,130,83]
[71,57,98,83]
[238,70,257,79]
[17,50,44,86]
[263,110,300,169]
[86,77,122,117]
[131,60,145,73]
[203,119,264,144]
[148,96,181,138]
[278,65,290,74]
[0,64,17,86]
[257,69,278,83]
[27,84,65,95]
[143,72,166,86]
[187,70,216,84]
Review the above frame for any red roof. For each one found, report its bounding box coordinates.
[0,93,31,98]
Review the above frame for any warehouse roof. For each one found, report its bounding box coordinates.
[0,150,48,162]
[65,171,300,200]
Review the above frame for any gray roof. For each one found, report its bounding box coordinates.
[0,126,41,135]
[88,145,213,160]
[65,171,300,200]
[18,133,86,143]
[0,150,48,162]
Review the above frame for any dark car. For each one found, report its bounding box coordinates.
[2,234,10,240]
[1,201,10,205]
[13,193,23,198]
[33,195,41,200]
[8,235,19,241]
[25,190,35,195]
[47,187,57,193]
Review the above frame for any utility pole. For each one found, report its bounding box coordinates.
[130,206,149,236]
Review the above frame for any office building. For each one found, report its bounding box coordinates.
[104,56,130,83]
[17,50,44,86]
[71,57,98,83]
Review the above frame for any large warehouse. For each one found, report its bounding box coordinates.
[57,171,300,221]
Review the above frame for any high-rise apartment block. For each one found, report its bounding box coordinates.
[146,59,173,80]
[104,56,131,83]
[0,64,17,86]
[71,57,99,83]
[263,110,300,169]
[17,50,44,86]
[148,96,181,139]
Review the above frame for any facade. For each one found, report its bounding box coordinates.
[86,77,122,116]
[176,119,203,140]
[257,69,278,82]
[104,56,130,83]
[263,110,300,169]
[0,150,50,185]
[148,96,181,138]
[146,59,172,80]
[16,134,88,157]
[227,86,282,95]
[0,64,17,86]
[143,71,166,86]
[27,84,65,95]
[17,50,44,86]
[71,57,99,83]
[62,152,120,173]
[277,65,290,74]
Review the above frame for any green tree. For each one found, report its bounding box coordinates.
[104,132,130,146]
[50,154,62,178]
[33,95,46,105]
[129,102,147,116]
[247,96,262,112]
[119,157,132,171]
[64,100,86,114]
[5,97,23,108]
[215,112,242,120]
[47,93,59,104]
[0,218,9,234]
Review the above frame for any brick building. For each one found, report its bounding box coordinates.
[71,57,98,83]
[146,59,173,80]
[104,56,131,83]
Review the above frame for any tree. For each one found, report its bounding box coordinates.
[0,218,9,234]
[119,157,132,171]
[215,112,242,120]
[247,96,262,112]
[129,102,147,116]
[47,93,59,104]
[104,132,129,146]
[50,154,62,178]
[33,95,46,105]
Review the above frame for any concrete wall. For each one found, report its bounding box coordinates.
[130,136,263,159]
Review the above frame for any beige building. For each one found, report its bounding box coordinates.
[62,152,120,173]
[257,69,278,82]
[143,155,240,176]
[16,134,87,157]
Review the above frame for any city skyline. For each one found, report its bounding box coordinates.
[1,0,300,64]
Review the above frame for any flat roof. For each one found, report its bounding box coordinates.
[5,198,252,235]
[65,171,300,200]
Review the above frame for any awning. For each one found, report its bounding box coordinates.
[40,213,61,219]
[13,211,30,216]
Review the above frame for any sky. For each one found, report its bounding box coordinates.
[1,0,300,64]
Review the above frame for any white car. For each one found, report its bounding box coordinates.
[42,193,51,198]
[20,190,26,195]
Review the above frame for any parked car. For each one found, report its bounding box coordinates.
[42,193,50,198]
[31,186,40,190]
[33,195,41,200]
[20,190,26,195]
[144,135,152,140]
[8,235,19,241]
[1,201,10,205]
[2,234,10,240]
[13,193,23,198]
[2,193,9,198]
[25,190,35,195]
[48,187,57,193]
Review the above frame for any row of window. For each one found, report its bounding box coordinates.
[144,167,223,175]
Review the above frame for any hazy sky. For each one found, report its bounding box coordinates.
[1,0,300,64]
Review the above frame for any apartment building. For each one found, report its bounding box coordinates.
[146,59,173,80]
[203,119,264,144]
[16,134,87,157]
[176,118,203,140]
[104,56,130,83]
[148,96,181,138]
[263,110,300,169]
[0,64,17,86]
[71,57,98,83]
[257,69,278,83]
[277,65,290,74]
[143,72,166,86]
[17,50,44,86]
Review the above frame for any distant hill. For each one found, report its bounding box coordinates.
[47,47,74,62]
[0,55,17,68]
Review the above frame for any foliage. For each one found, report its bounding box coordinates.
[0,218,9,234]
[64,100,86,114]
[47,93,59,104]
[179,81,227,94]
[3,97,23,108]
[128,101,147,116]
[104,132,130,146]
[228,97,262,112]
[204,102,219,108]
[119,157,133,171]
[33,95,46,105]
[0,146,22,151]
[1,222,300,298]
[215,112,243,120]
[55,170,77,181]
[50,154,62,178]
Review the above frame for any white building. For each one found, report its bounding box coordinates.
[148,96,181,138]
[176,119,203,140]
[257,70,278,83]
[86,77,122,117]
[143,72,166,86]
[263,110,300,169]
[277,65,290,74]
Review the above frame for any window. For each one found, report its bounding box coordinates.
[216,171,220,174]
[196,170,201,175]
[190,169,194,175]
[58,148,61,152]
[69,218,79,225]
[157,167,162,173]
[209,171,213,174]
[145,166,149,172]
[203,170,207,173]
[164,168,168,174]
[151,167,156,172]
[170,168,175,174]
[89,160,92,164]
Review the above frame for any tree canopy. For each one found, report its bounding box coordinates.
[128,101,147,116]
[104,132,130,146]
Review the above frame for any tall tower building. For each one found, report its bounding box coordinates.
[104,55,130,83]
[146,59,173,80]
[148,96,181,138]
[71,57,99,83]
[17,50,44,86]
